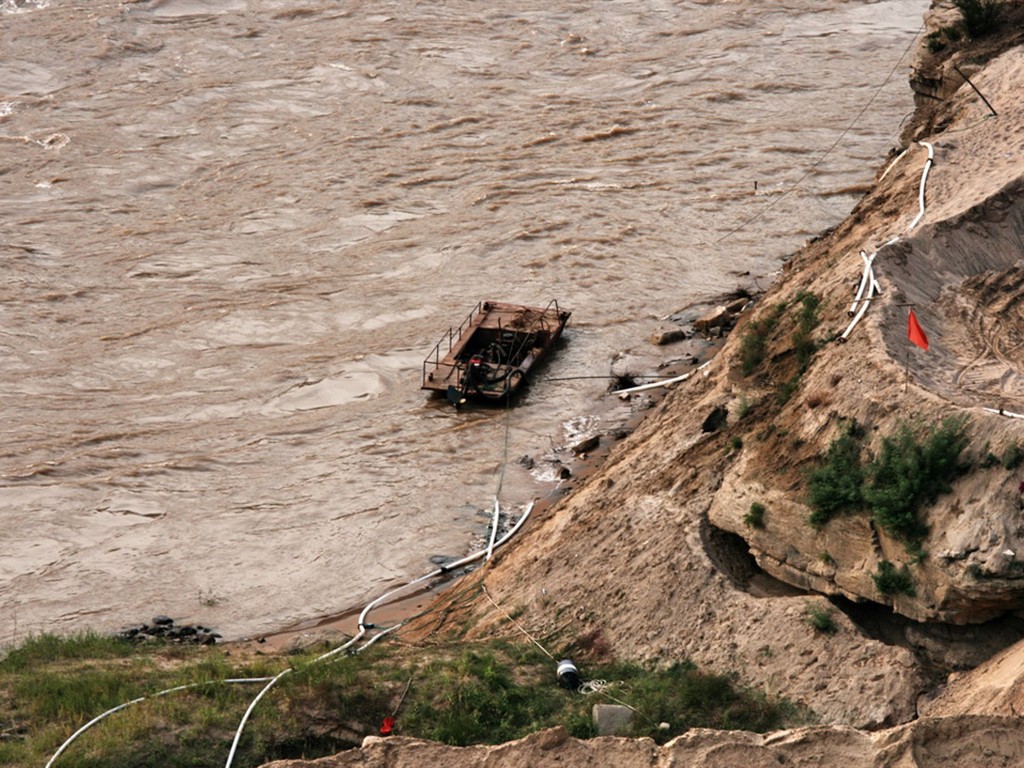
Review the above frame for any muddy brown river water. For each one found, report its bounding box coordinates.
[1,0,928,645]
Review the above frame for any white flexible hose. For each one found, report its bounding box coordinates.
[908,141,934,231]
[839,236,899,342]
[45,678,274,768]
[878,147,909,183]
[486,497,500,560]
[357,623,402,652]
[983,407,1024,420]
[870,273,882,296]
[842,140,931,342]
[46,697,146,768]
[223,622,376,768]
[224,669,305,768]
[224,500,535,768]
[848,250,875,315]
[613,360,711,395]
[840,272,876,341]
[358,570,444,631]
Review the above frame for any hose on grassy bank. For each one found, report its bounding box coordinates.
[44,500,535,768]
[44,677,274,768]
[223,499,535,768]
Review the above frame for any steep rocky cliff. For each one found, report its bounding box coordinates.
[455,5,1024,727]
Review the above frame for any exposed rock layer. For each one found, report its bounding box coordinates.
[263,717,1024,768]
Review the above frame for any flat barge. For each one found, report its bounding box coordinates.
[421,300,571,407]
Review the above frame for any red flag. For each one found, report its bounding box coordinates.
[380,716,395,735]
[908,309,928,351]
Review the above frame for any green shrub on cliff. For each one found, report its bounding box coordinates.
[738,293,821,392]
[806,416,970,552]
[954,0,1005,38]
[872,561,916,597]
[1002,442,1023,470]
[806,422,866,527]
[792,291,821,372]
[744,502,766,529]
[865,416,969,550]
[739,303,785,376]
[805,605,838,635]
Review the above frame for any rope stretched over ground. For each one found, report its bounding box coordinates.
[481,585,555,661]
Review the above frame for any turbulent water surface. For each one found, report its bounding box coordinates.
[1,0,928,644]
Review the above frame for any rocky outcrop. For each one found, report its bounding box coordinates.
[707,42,1024,627]
[263,717,1024,768]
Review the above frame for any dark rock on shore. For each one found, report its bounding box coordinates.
[115,617,222,645]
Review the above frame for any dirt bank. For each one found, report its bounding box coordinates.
[264,716,1024,768]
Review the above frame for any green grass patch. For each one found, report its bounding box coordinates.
[582,660,797,739]
[792,291,821,372]
[805,606,837,635]
[981,447,1001,468]
[739,303,785,377]
[0,632,807,767]
[0,631,137,671]
[739,294,821,383]
[775,375,801,406]
[736,393,754,420]
[1002,442,1023,470]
